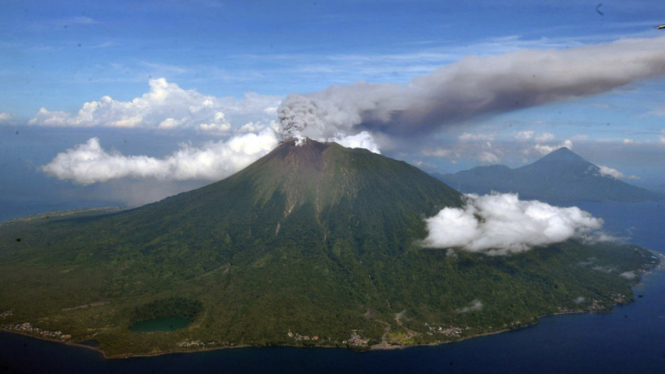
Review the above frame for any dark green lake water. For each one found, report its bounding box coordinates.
[129,318,191,332]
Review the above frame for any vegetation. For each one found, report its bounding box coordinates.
[131,297,203,324]
[0,140,658,357]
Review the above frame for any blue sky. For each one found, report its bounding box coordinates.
[3,0,664,114]
[1,0,665,214]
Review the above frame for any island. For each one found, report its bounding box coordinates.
[0,139,659,358]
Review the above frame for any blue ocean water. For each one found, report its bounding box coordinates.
[1,201,664,373]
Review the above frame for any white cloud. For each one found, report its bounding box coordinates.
[422,193,603,255]
[619,271,637,280]
[519,132,574,157]
[597,165,640,180]
[329,131,381,154]
[459,132,494,142]
[0,112,11,123]
[659,130,665,145]
[623,138,637,144]
[411,160,437,171]
[197,122,231,134]
[28,78,281,132]
[515,130,535,140]
[41,129,279,185]
[455,300,483,313]
[597,165,625,179]
[532,139,573,156]
[158,117,184,129]
[535,132,555,142]
[238,121,266,133]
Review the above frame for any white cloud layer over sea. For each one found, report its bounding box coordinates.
[41,129,279,184]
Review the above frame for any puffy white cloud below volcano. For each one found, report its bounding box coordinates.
[423,193,603,255]
[597,165,625,179]
[41,129,279,185]
[279,36,665,140]
[597,165,640,180]
[28,78,281,132]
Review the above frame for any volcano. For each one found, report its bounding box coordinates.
[435,147,664,202]
[0,139,657,357]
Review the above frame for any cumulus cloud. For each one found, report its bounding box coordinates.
[573,296,586,304]
[455,300,483,313]
[41,129,279,185]
[29,78,281,133]
[598,165,625,179]
[422,193,603,255]
[597,165,640,180]
[279,36,665,140]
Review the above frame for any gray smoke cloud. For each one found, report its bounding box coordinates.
[279,36,665,139]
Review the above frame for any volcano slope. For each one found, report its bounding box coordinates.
[0,139,658,357]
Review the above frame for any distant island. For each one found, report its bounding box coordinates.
[0,140,658,358]
[433,147,664,203]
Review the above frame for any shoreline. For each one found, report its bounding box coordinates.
[0,307,632,359]
[4,255,661,360]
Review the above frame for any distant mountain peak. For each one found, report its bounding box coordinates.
[536,147,589,164]
[433,146,664,202]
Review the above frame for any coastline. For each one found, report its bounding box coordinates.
[4,254,661,359]
[0,306,637,359]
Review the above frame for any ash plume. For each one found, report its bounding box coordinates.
[279,36,665,139]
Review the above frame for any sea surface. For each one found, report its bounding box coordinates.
[1,201,664,374]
